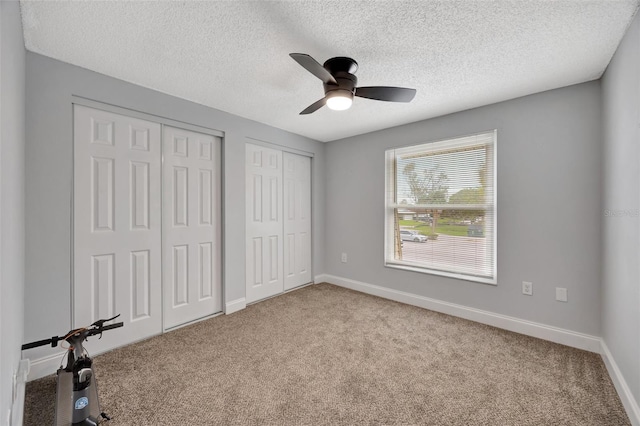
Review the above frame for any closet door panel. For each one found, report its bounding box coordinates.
[74,105,162,355]
[283,153,312,290]
[163,126,222,329]
[245,143,284,303]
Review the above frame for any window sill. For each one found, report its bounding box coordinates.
[384,261,497,286]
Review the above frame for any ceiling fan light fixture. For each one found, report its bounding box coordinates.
[290,53,416,115]
[326,90,353,111]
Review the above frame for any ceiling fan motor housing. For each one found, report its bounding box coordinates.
[323,57,358,96]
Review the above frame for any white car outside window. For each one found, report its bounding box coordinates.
[400,230,428,242]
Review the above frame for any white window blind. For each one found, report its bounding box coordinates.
[384,130,496,284]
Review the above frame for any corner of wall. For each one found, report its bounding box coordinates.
[601,340,640,425]
[600,7,640,419]
[0,0,27,423]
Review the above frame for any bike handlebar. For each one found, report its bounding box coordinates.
[87,322,123,336]
[21,321,124,351]
[22,338,57,351]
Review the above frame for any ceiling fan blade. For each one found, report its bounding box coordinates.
[355,86,417,103]
[299,97,326,115]
[290,53,337,85]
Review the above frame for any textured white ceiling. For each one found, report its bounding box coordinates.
[20,0,639,142]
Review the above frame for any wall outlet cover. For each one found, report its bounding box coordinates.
[556,287,568,302]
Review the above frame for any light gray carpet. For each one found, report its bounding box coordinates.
[24,283,629,425]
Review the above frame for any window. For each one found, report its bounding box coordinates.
[385,130,496,284]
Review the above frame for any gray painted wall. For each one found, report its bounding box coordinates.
[24,53,325,362]
[602,11,640,408]
[0,0,26,421]
[325,81,602,335]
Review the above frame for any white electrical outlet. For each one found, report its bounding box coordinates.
[522,281,533,295]
[341,253,347,263]
[556,287,568,302]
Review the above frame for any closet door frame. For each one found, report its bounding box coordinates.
[244,137,314,303]
[71,97,225,139]
[71,97,225,341]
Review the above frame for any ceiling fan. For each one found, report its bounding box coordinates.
[290,53,417,115]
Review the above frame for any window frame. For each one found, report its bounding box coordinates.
[384,130,497,285]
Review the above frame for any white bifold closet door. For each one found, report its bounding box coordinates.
[73,105,162,354]
[74,105,222,355]
[162,126,222,329]
[246,143,312,304]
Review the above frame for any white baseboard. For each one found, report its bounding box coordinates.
[600,341,640,426]
[322,274,601,353]
[10,359,30,426]
[26,352,64,381]
[314,274,329,284]
[225,297,246,315]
